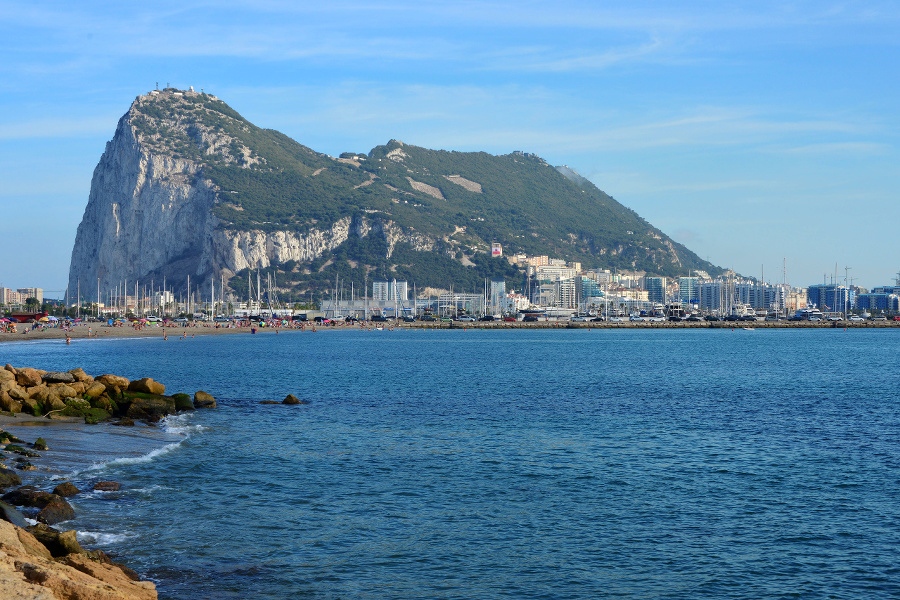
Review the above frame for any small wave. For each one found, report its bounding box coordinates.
[93,441,183,470]
[77,530,134,546]
[161,413,207,436]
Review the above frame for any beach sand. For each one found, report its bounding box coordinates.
[0,322,315,343]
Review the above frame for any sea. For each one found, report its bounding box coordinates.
[2,327,899,599]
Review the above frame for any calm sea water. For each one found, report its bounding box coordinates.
[3,328,899,599]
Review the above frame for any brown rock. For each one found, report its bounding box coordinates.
[26,523,84,557]
[123,395,175,422]
[36,496,76,525]
[3,486,52,507]
[3,364,16,375]
[0,466,22,490]
[84,381,107,399]
[127,377,165,395]
[70,381,87,395]
[55,384,77,399]
[20,397,40,414]
[15,367,42,388]
[93,481,120,492]
[259,400,280,404]
[193,390,216,409]
[0,370,13,383]
[282,394,309,405]
[7,387,27,401]
[0,391,22,414]
[53,482,80,498]
[27,384,49,402]
[111,418,135,427]
[0,379,14,393]
[68,368,93,382]
[95,374,130,391]
[0,520,157,599]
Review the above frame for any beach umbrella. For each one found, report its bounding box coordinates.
[47,316,59,321]
[39,316,50,322]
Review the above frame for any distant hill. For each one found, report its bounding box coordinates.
[68,88,722,303]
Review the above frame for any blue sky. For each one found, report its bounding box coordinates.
[2,1,898,297]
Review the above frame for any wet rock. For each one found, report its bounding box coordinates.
[122,394,176,422]
[172,393,195,411]
[259,400,280,404]
[2,485,51,507]
[0,500,28,527]
[128,377,165,395]
[4,444,41,458]
[43,371,76,384]
[52,482,80,497]
[36,495,76,525]
[93,481,120,492]
[27,523,84,557]
[111,418,135,427]
[193,390,216,409]
[282,394,309,405]
[32,438,48,451]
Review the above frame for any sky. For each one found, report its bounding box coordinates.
[1,1,899,298]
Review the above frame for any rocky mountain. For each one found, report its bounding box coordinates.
[68,87,721,303]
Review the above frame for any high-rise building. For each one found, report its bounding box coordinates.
[645,277,667,304]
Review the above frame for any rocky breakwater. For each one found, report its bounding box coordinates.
[0,429,157,599]
[0,364,216,425]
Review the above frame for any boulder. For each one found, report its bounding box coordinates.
[54,384,78,399]
[32,438,48,451]
[193,391,216,409]
[7,386,28,401]
[90,396,116,412]
[122,393,176,422]
[172,393,194,411]
[0,370,13,383]
[93,481,120,492]
[27,384,50,402]
[48,396,67,412]
[3,364,16,375]
[95,374,130,391]
[127,377,165,395]
[84,381,107,399]
[259,400,280,405]
[0,391,22,414]
[2,485,51,507]
[43,371,76,384]
[282,394,309,405]
[20,397,41,415]
[15,367,42,388]
[70,381,87,395]
[36,495,76,525]
[26,523,84,557]
[52,482,80,497]
[68,367,93,382]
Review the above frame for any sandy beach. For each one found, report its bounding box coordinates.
[0,321,317,343]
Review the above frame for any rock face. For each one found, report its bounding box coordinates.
[66,90,436,296]
[0,520,157,600]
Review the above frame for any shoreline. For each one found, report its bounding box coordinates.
[2,318,899,344]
